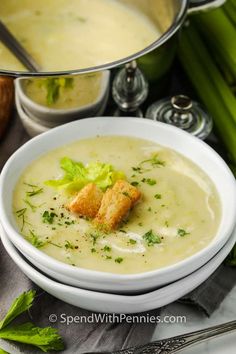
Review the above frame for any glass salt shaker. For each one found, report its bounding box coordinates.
[146,95,213,140]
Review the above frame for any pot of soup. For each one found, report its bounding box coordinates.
[0,0,224,77]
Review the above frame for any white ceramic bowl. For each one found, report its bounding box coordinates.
[1,223,235,314]
[0,118,235,294]
[15,89,109,137]
[15,93,49,137]
[15,71,110,124]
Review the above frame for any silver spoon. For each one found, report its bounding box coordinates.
[85,320,236,354]
[0,20,40,72]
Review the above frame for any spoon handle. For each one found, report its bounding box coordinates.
[0,20,40,72]
[113,320,236,354]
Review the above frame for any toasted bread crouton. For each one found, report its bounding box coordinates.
[68,183,103,218]
[94,180,141,231]
[112,180,141,206]
[94,188,132,231]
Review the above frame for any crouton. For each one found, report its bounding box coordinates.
[68,183,103,218]
[94,188,132,231]
[112,180,141,206]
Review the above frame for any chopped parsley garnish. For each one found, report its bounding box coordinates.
[129,239,137,245]
[142,178,156,186]
[42,211,57,224]
[154,194,162,200]
[119,229,127,233]
[143,230,161,246]
[132,166,142,172]
[147,207,152,212]
[103,245,112,252]
[115,257,124,264]
[138,222,143,227]
[65,220,75,225]
[64,240,75,250]
[91,248,96,253]
[27,230,45,248]
[178,229,190,237]
[90,232,100,245]
[131,181,139,187]
[105,256,112,260]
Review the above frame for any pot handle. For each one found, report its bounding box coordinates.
[188,0,226,13]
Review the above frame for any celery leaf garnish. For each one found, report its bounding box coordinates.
[45,157,125,192]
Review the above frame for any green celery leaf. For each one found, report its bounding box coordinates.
[0,291,36,330]
[60,157,86,180]
[44,78,74,105]
[0,323,64,352]
[45,157,125,192]
[0,348,9,354]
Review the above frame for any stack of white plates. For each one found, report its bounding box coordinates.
[0,118,236,313]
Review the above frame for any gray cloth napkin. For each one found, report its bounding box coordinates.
[0,240,160,354]
[180,264,236,316]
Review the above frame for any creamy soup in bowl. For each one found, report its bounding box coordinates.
[13,136,221,274]
[0,118,235,293]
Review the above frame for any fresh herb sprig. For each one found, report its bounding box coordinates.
[27,230,46,248]
[15,208,28,231]
[131,154,165,175]
[140,155,166,168]
[142,178,156,186]
[0,291,64,352]
[24,183,43,197]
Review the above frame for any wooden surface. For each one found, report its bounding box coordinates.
[0,109,29,171]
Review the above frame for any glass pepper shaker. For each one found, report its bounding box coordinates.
[112,61,149,117]
[146,95,213,140]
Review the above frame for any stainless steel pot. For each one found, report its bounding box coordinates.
[0,0,225,77]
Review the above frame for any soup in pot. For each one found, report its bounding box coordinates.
[0,0,160,71]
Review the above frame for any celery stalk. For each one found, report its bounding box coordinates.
[177,23,236,164]
[192,7,236,79]
[224,0,236,26]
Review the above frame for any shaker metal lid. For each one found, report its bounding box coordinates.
[146,94,213,140]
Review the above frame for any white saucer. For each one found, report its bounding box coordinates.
[1,225,235,314]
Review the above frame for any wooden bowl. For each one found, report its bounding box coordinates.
[0,76,14,139]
